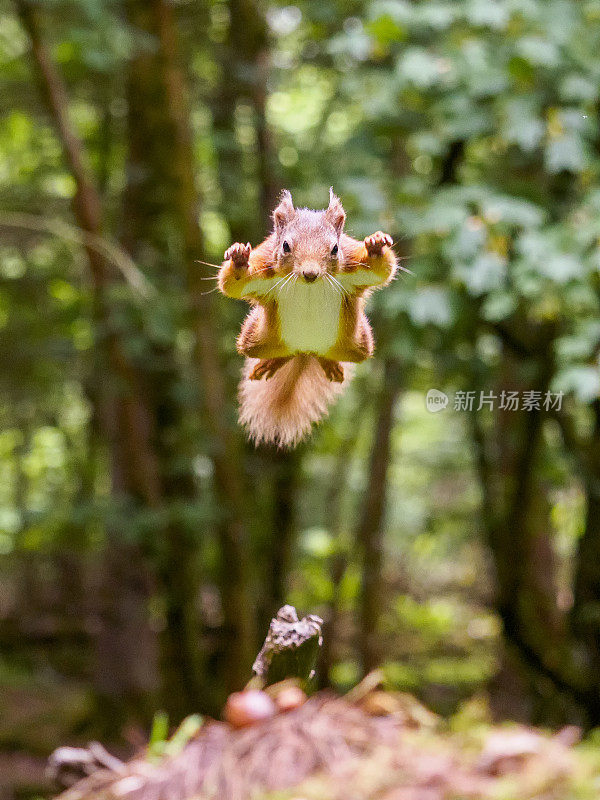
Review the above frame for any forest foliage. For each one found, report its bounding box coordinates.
[1,0,600,788]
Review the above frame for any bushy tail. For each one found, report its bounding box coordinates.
[239,355,353,448]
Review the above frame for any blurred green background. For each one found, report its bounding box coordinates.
[1,0,600,793]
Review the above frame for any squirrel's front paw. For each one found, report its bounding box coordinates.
[365,231,393,257]
[224,242,251,269]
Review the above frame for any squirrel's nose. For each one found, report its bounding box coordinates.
[302,270,319,282]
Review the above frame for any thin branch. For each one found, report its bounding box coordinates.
[489,320,536,359]
[16,1,103,244]
[0,211,155,299]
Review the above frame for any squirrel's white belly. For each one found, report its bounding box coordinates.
[277,280,342,355]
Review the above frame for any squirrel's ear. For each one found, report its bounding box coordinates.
[273,190,295,234]
[326,187,345,235]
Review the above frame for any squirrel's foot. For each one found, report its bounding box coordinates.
[364,231,393,257]
[318,358,344,383]
[249,357,291,381]
[224,242,251,269]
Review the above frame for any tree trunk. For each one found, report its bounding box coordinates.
[210,0,291,645]
[571,400,600,722]
[17,0,161,721]
[319,400,369,686]
[358,358,402,674]
[259,448,299,623]
[472,340,573,722]
[212,0,275,240]
[145,0,257,691]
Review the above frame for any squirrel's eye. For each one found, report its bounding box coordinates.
[282,240,291,254]
[331,244,339,256]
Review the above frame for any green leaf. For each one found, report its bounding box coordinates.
[462,252,507,296]
[541,253,584,283]
[554,365,600,403]
[516,36,560,67]
[482,292,517,321]
[465,0,510,29]
[147,711,170,761]
[409,287,453,327]
[501,98,545,152]
[397,48,445,88]
[164,714,203,757]
[560,74,598,102]
[369,0,413,26]
[546,133,587,173]
[482,196,544,227]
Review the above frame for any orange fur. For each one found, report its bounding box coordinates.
[239,355,353,448]
[218,190,397,448]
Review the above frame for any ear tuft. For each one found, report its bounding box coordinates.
[273,190,295,233]
[326,188,346,235]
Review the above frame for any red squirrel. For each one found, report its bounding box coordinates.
[218,189,398,448]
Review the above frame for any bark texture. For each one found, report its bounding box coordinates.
[358,359,403,674]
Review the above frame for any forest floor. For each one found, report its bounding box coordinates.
[45,683,600,800]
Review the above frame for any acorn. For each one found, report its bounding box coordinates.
[274,685,307,713]
[224,690,277,728]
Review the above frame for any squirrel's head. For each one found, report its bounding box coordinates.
[272,188,346,282]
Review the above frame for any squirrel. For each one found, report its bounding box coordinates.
[218,188,398,448]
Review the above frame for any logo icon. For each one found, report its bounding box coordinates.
[426,389,448,413]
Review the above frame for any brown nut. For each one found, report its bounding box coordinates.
[274,686,307,713]
[224,690,276,728]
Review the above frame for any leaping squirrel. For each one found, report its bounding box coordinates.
[218,189,398,448]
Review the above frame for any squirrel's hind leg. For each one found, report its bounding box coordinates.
[237,305,291,359]
[248,357,292,381]
[317,358,344,383]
